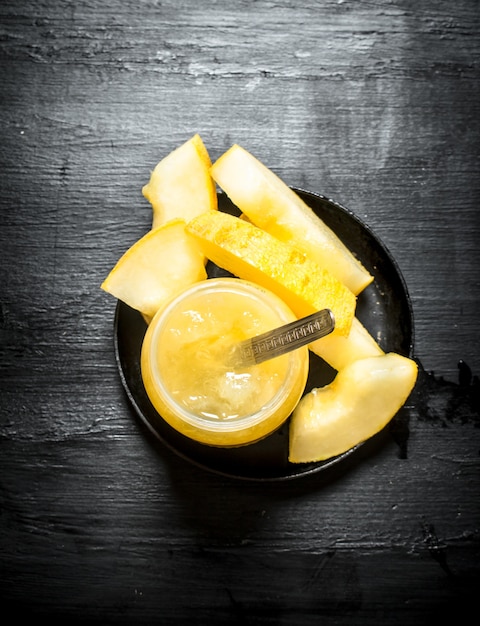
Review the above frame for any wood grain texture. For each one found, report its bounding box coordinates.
[1,0,479,623]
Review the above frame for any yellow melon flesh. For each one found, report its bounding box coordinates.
[101,219,207,322]
[186,210,356,337]
[310,316,384,371]
[289,353,418,463]
[211,144,373,295]
[142,134,217,229]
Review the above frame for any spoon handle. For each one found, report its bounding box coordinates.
[231,308,335,367]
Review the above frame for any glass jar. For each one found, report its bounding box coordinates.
[140,278,309,447]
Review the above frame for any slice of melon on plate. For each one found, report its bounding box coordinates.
[211,144,372,295]
[289,352,418,463]
[101,218,207,323]
[142,134,217,229]
[309,316,384,372]
[186,209,356,337]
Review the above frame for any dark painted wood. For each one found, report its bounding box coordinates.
[1,1,479,623]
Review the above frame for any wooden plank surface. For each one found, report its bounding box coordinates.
[1,0,479,623]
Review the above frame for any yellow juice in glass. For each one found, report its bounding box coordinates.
[141,278,309,447]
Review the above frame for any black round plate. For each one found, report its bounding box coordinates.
[114,189,414,481]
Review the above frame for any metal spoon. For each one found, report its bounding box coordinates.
[227,308,335,368]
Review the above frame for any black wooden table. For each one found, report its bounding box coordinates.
[1,1,479,623]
